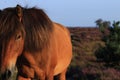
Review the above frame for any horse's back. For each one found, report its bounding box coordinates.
[52,23,72,75]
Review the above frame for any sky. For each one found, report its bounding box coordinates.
[0,0,120,27]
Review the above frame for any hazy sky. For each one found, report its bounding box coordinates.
[0,0,120,27]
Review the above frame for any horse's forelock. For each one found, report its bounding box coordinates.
[0,7,25,49]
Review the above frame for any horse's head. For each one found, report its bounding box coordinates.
[0,31,24,80]
[0,5,25,79]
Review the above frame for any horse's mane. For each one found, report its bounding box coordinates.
[22,7,53,52]
[0,5,53,52]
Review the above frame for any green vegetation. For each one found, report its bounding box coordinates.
[95,19,110,33]
[95,20,120,67]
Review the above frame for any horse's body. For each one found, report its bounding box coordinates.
[0,5,72,80]
[17,23,72,80]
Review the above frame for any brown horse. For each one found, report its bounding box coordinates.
[0,5,72,80]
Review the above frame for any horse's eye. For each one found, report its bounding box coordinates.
[15,34,21,40]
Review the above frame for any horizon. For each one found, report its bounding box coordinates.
[0,0,120,27]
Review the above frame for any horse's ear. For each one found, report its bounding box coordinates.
[16,5,23,21]
[0,10,1,12]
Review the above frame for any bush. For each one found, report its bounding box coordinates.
[95,21,120,66]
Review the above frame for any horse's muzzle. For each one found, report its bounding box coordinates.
[0,69,12,80]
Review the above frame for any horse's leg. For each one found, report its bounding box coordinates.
[17,76,31,80]
[46,70,54,80]
[32,65,45,80]
[56,69,67,80]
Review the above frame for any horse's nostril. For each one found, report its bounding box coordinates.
[6,70,12,77]
[1,70,12,80]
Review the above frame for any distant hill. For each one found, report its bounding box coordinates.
[68,27,102,41]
